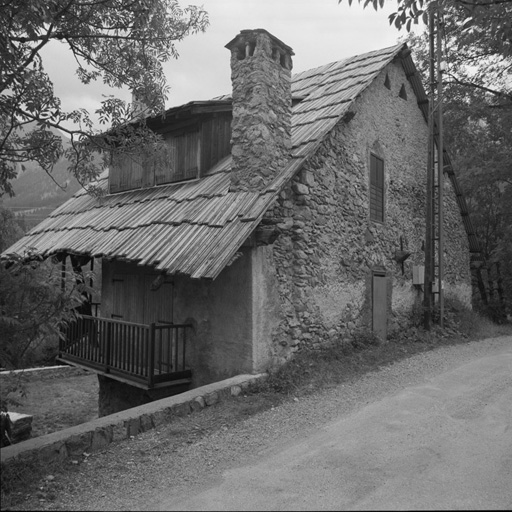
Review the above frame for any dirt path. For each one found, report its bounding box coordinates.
[157,337,512,510]
[8,334,511,511]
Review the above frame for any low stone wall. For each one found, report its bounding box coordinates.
[0,373,266,467]
[0,365,90,382]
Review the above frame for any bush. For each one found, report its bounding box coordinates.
[350,329,381,350]
[0,252,91,369]
[0,371,27,412]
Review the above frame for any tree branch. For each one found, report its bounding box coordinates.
[444,72,512,100]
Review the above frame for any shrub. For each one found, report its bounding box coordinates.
[350,329,381,350]
[0,371,27,412]
[0,252,92,369]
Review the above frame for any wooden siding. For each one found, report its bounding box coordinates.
[111,273,173,325]
[155,131,200,185]
[200,115,232,172]
[110,154,154,194]
[109,114,231,193]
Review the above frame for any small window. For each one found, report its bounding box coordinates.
[384,73,391,90]
[370,154,385,223]
[399,84,408,100]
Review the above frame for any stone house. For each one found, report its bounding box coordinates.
[3,29,479,413]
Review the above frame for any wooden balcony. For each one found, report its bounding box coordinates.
[58,315,192,390]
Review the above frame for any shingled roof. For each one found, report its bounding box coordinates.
[2,43,479,278]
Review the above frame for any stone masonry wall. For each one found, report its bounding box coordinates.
[265,59,471,363]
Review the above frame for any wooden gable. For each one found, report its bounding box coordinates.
[109,109,232,194]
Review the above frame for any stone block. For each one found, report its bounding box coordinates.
[140,414,154,433]
[125,418,141,437]
[38,441,67,463]
[292,183,309,195]
[91,427,113,452]
[65,432,92,457]
[151,409,170,428]
[300,170,316,187]
[204,391,219,406]
[8,412,32,443]
[230,386,242,397]
[111,421,127,442]
[189,396,205,412]
[171,402,189,417]
[217,387,231,399]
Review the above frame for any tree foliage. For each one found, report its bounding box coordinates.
[341,0,512,59]
[405,14,511,314]
[0,250,90,369]
[0,0,208,197]
[0,207,24,253]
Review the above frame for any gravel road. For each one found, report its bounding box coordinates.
[12,334,512,511]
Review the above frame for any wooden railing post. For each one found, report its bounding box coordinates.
[148,323,156,388]
[182,327,186,371]
[105,321,111,372]
[58,317,192,386]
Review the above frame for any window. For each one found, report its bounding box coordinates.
[384,73,391,90]
[399,84,408,100]
[370,154,384,222]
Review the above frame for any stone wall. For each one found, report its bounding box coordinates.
[265,59,471,362]
[0,365,89,382]
[1,374,267,467]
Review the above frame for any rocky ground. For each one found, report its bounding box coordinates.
[2,330,511,511]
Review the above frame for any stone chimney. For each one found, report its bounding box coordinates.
[131,91,149,120]
[225,29,294,192]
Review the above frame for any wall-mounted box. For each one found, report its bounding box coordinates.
[412,265,424,285]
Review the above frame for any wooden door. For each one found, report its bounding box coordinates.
[144,277,174,373]
[372,272,387,340]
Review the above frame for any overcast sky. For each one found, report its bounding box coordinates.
[41,0,422,130]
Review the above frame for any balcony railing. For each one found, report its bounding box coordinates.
[58,315,192,389]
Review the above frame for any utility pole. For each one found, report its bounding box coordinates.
[424,2,445,329]
[424,6,435,330]
[436,5,445,327]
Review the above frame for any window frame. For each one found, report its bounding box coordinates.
[369,153,385,223]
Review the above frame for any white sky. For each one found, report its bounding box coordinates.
[41,0,424,130]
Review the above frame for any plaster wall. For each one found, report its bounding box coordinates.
[101,246,277,390]
[267,59,471,360]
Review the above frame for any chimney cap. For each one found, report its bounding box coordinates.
[225,28,294,56]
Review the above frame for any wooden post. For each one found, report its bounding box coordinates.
[61,256,66,293]
[105,321,111,372]
[182,327,187,371]
[148,323,156,388]
[436,5,445,327]
[424,6,436,330]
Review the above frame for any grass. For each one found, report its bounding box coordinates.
[5,372,99,438]
[1,306,511,510]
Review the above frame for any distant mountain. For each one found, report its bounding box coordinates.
[2,127,84,230]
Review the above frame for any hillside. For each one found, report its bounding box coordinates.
[2,128,84,230]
